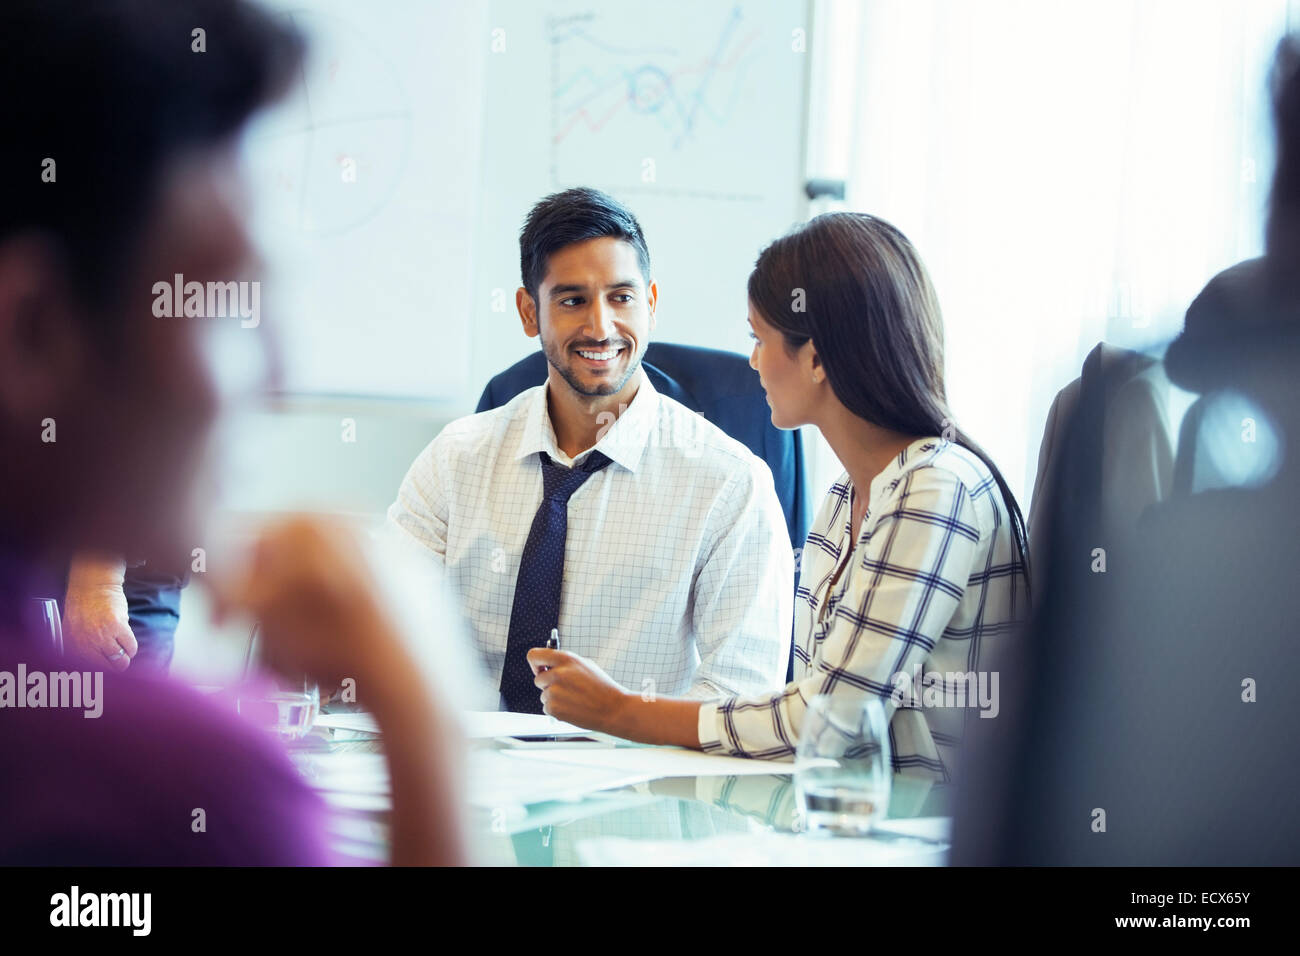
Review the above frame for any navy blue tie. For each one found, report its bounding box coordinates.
[499,450,613,713]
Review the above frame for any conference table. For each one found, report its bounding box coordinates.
[292,709,954,866]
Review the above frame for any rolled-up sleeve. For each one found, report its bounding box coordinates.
[686,462,794,699]
[386,438,449,564]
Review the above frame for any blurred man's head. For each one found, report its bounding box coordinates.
[1267,32,1300,279]
[516,188,657,401]
[0,0,301,560]
[1165,35,1300,430]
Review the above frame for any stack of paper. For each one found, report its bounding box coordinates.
[313,710,596,740]
[460,711,595,739]
[295,752,391,811]
[296,746,651,809]
[314,712,381,735]
[501,745,792,778]
[468,749,649,808]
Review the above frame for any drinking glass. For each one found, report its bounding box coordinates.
[27,597,64,655]
[795,694,892,836]
[253,676,320,740]
[235,624,319,740]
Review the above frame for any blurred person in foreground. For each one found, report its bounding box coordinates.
[0,0,463,865]
[953,34,1300,865]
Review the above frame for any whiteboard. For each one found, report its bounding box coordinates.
[471,0,812,393]
[240,0,809,400]
[241,0,489,399]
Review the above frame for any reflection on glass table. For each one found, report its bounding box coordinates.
[473,753,949,867]
[300,722,950,866]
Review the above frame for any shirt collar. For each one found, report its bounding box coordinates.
[867,437,946,504]
[513,371,661,473]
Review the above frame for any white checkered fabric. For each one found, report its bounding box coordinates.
[388,374,793,702]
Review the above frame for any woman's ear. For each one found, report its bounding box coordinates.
[804,340,825,385]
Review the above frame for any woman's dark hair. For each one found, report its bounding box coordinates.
[0,0,303,314]
[748,211,1030,589]
[519,187,651,301]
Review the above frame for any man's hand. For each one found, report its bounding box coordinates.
[527,648,632,733]
[528,648,706,749]
[64,554,137,671]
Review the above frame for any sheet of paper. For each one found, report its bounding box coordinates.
[874,816,951,844]
[501,744,794,779]
[576,829,950,867]
[319,790,392,812]
[295,752,389,793]
[295,748,653,809]
[313,710,596,740]
[460,711,595,740]
[467,749,652,808]
[315,712,381,734]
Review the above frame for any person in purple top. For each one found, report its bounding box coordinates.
[1,630,332,866]
[0,0,464,866]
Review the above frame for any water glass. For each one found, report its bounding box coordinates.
[236,625,319,740]
[27,597,64,655]
[795,694,892,836]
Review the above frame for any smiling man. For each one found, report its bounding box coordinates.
[388,188,792,713]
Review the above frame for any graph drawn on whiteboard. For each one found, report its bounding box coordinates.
[549,4,774,201]
[244,9,413,238]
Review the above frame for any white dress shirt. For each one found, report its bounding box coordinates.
[698,438,1028,781]
[387,373,793,703]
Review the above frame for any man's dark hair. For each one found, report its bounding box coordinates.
[519,187,651,301]
[0,0,303,311]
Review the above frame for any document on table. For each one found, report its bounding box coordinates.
[576,823,952,867]
[313,710,595,740]
[294,752,392,810]
[295,747,652,809]
[314,712,381,734]
[299,733,796,812]
[460,711,594,740]
[500,745,794,778]
[468,749,651,808]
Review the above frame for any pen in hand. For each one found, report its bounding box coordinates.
[540,627,558,672]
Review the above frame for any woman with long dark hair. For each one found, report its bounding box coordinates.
[531,212,1029,780]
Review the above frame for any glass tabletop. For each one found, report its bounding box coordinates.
[298,727,951,866]
[473,768,950,866]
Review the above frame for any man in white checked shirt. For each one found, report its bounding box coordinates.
[388,188,793,712]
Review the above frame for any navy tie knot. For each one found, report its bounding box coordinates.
[540,451,612,504]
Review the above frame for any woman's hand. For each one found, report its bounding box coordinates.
[527,648,632,733]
